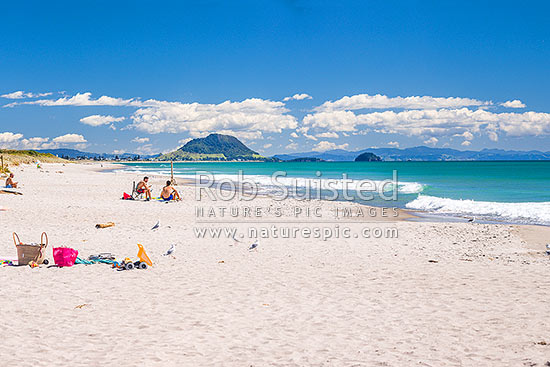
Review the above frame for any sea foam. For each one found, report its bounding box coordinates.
[406,195,550,225]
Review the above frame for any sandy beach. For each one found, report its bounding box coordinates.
[1,162,549,366]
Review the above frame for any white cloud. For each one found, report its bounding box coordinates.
[423,137,439,146]
[1,91,52,99]
[387,141,400,148]
[461,140,472,146]
[285,142,298,150]
[0,132,83,150]
[8,92,137,107]
[315,94,490,112]
[130,98,298,137]
[454,131,474,140]
[303,133,317,141]
[132,137,150,144]
[52,134,87,143]
[0,132,24,144]
[80,115,125,127]
[290,132,299,138]
[283,93,312,101]
[304,108,550,141]
[134,144,156,155]
[178,138,192,146]
[263,143,272,149]
[501,100,526,108]
[315,131,339,139]
[312,141,349,152]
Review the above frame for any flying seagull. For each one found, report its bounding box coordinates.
[248,241,259,251]
[163,244,176,256]
[467,216,476,223]
[151,220,160,230]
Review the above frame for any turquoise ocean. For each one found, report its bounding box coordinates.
[121,161,550,225]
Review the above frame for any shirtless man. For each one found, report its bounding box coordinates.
[160,180,181,201]
[136,177,152,201]
[5,173,18,188]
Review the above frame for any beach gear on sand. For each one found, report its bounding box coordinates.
[75,257,114,265]
[122,192,133,200]
[137,244,152,266]
[13,232,49,265]
[95,222,115,229]
[52,247,79,267]
[111,244,152,271]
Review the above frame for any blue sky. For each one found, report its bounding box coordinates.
[1,0,549,155]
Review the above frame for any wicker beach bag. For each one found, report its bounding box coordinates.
[13,232,48,265]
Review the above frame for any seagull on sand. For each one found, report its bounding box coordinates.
[545,244,550,256]
[467,216,476,223]
[151,220,160,230]
[248,241,259,251]
[163,244,176,256]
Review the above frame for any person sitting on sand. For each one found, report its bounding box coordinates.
[160,180,181,201]
[5,174,18,188]
[136,177,152,201]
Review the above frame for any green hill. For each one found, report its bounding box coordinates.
[158,133,268,161]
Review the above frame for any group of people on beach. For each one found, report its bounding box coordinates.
[136,177,180,202]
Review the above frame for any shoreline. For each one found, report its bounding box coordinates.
[113,161,550,227]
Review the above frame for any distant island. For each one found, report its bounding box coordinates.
[158,133,273,161]
[354,152,382,162]
[286,157,326,162]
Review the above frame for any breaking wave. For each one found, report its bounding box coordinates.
[406,195,550,225]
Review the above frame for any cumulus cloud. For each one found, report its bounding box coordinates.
[80,115,125,127]
[1,91,52,99]
[304,108,550,141]
[423,137,438,146]
[285,142,298,150]
[130,98,298,138]
[52,134,87,143]
[315,131,339,139]
[0,132,24,144]
[501,100,526,108]
[387,141,400,147]
[0,132,87,149]
[312,141,349,152]
[263,143,272,149]
[283,93,312,101]
[315,94,490,112]
[178,138,192,146]
[132,137,150,144]
[7,92,137,107]
[461,140,472,146]
[290,132,299,138]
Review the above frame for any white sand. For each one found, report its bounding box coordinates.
[1,163,549,366]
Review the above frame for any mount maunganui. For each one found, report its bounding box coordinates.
[158,133,268,161]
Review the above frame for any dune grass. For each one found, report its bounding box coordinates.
[0,150,68,174]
